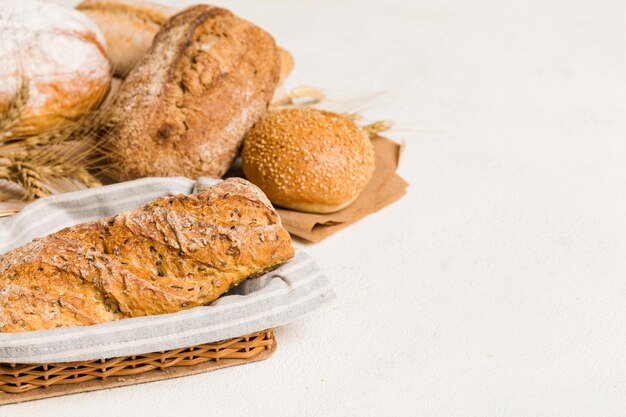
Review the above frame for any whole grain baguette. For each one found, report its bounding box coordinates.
[0,178,294,333]
[101,5,281,181]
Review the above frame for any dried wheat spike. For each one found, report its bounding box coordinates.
[0,79,29,142]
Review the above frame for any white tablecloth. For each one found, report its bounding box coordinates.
[5,0,626,415]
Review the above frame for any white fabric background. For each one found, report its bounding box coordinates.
[4,0,626,415]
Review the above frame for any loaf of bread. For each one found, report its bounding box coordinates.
[277,48,295,83]
[77,0,294,81]
[76,0,174,77]
[0,0,112,137]
[101,5,281,181]
[0,178,294,333]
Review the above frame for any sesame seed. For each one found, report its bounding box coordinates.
[241,108,375,211]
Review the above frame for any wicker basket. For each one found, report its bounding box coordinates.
[0,329,275,405]
[0,199,291,404]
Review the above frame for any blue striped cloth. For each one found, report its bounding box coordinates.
[0,178,335,363]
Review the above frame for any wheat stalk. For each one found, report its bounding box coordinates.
[0,79,29,143]
[270,86,325,111]
[271,86,392,138]
[0,149,103,201]
[0,158,48,199]
[362,120,392,137]
[0,78,108,201]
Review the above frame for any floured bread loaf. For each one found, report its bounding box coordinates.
[0,0,111,137]
[0,178,294,333]
[101,5,281,181]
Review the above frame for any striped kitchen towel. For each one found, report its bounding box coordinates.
[0,177,335,363]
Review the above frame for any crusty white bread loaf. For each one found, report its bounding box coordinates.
[0,178,294,333]
[101,5,282,181]
[0,0,111,137]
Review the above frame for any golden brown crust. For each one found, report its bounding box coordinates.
[77,0,174,77]
[77,0,173,25]
[0,178,294,333]
[278,47,294,83]
[77,1,293,80]
[8,76,111,137]
[101,5,281,181]
[242,108,376,213]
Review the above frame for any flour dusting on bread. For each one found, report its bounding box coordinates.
[0,0,111,135]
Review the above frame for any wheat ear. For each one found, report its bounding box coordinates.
[0,79,29,143]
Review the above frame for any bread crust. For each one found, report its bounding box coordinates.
[0,0,111,136]
[77,0,174,77]
[77,0,173,25]
[78,0,294,80]
[102,5,281,181]
[278,48,294,83]
[0,178,294,333]
[242,108,376,213]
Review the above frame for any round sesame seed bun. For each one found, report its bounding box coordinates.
[241,108,375,214]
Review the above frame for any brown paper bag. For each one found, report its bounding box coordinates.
[276,136,408,242]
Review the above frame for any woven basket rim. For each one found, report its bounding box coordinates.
[0,329,275,402]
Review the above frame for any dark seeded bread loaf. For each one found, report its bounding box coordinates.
[101,5,281,180]
[0,178,294,333]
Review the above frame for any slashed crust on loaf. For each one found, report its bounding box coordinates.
[102,5,281,180]
[0,178,294,333]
